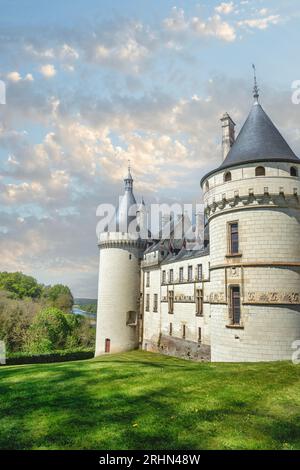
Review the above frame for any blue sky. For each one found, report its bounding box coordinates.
[0,0,299,296]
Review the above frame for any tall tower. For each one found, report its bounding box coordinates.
[95,166,147,355]
[201,72,300,362]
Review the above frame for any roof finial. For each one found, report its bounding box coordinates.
[124,159,133,191]
[252,64,259,103]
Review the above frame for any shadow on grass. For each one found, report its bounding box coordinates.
[0,353,299,450]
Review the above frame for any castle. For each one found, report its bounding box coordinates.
[95,79,300,362]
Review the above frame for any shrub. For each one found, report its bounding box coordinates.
[26,307,71,354]
[5,348,94,365]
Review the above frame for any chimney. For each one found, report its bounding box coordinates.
[221,113,235,161]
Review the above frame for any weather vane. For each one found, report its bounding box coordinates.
[252,64,259,102]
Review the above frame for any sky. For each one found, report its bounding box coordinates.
[0,0,300,297]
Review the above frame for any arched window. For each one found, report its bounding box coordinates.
[224,171,232,182]
[255,166,265,177]
[290,166,298,177]
[205,181,209,191]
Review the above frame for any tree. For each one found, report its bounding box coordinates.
[0,272,42,299]
[43,284,74,312]
[0,291,39,352]
[26,307,71,354]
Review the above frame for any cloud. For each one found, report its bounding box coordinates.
[192,14,236,42]
[238,14,280,30]
[163,8,236,42]
[215,2,235,15]
[7,71,22,82]
[163,7,187,32]
[39,64,56,78]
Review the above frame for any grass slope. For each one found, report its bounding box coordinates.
[0,351,300,450]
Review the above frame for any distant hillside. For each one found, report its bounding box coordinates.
[74,298,97,306]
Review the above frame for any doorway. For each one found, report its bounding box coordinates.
[105,338,110,353]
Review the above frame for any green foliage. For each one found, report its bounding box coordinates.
[0,291,40,352]
[0,272,94,355]
[0,272,42,299]
[6,348,94,365]
[43,284,74,312]
[26,307,72,353]
[25,308,95,354]
[80,303,97,314]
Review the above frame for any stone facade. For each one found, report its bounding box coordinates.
[96,96,300,362]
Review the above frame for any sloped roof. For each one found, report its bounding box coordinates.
[220,102,299,170]
[201,100,299,185]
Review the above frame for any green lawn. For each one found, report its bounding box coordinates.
[0,351,300,450]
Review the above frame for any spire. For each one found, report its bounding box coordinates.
[124,160,133,192]
[252,64,259,104]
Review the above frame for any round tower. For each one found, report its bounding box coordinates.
[95,167,147,355]
[201,80,300,362]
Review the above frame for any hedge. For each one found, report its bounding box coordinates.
[3,348,94,365]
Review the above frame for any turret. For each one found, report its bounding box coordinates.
[200,69,300,362]
[95,165,148,356]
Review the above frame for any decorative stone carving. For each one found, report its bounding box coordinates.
[246,291,300,304]
[208,292,226,304]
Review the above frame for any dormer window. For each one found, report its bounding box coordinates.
[290,166,298,177]
[255,166,265,176]
[224,171,232,182]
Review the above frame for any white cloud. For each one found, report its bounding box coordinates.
[25,73,34,81]
[192,14,236,42]
[163,8,236,42]
[59,44,79,60]
[215,2,235,15]
[7,71,22,82]
[6,71,34,83]
[163,7,187,32]
[39,64,56,78]
[238,14,280,30]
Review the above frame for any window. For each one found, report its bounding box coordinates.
[169,322,173,336]
[168,290,174,314]
[153,294,158,312]
[169,269,174,283]
[179,267,184,282]
[205,181,209,191]
[182,324,186,339]
[146,272,150,287]
[145,294,150,312]
[196,289,203,316]
[255,166,265,176]
[290,166,298,177]
[229,286,241,325]
[224,171,232,182]
[162,270,166,284]
[126,311,137,325]
[228,222,239,255]
[198,327,202,343]
[188,265,193,282]
[129,254,132,260]
[197,264,203,281]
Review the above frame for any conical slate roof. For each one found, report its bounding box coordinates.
[220,102,299,170]
[115,166,137,232]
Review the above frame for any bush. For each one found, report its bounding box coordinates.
[42,284,73,312]
[26,307,71,353]
[5,348,94,365]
